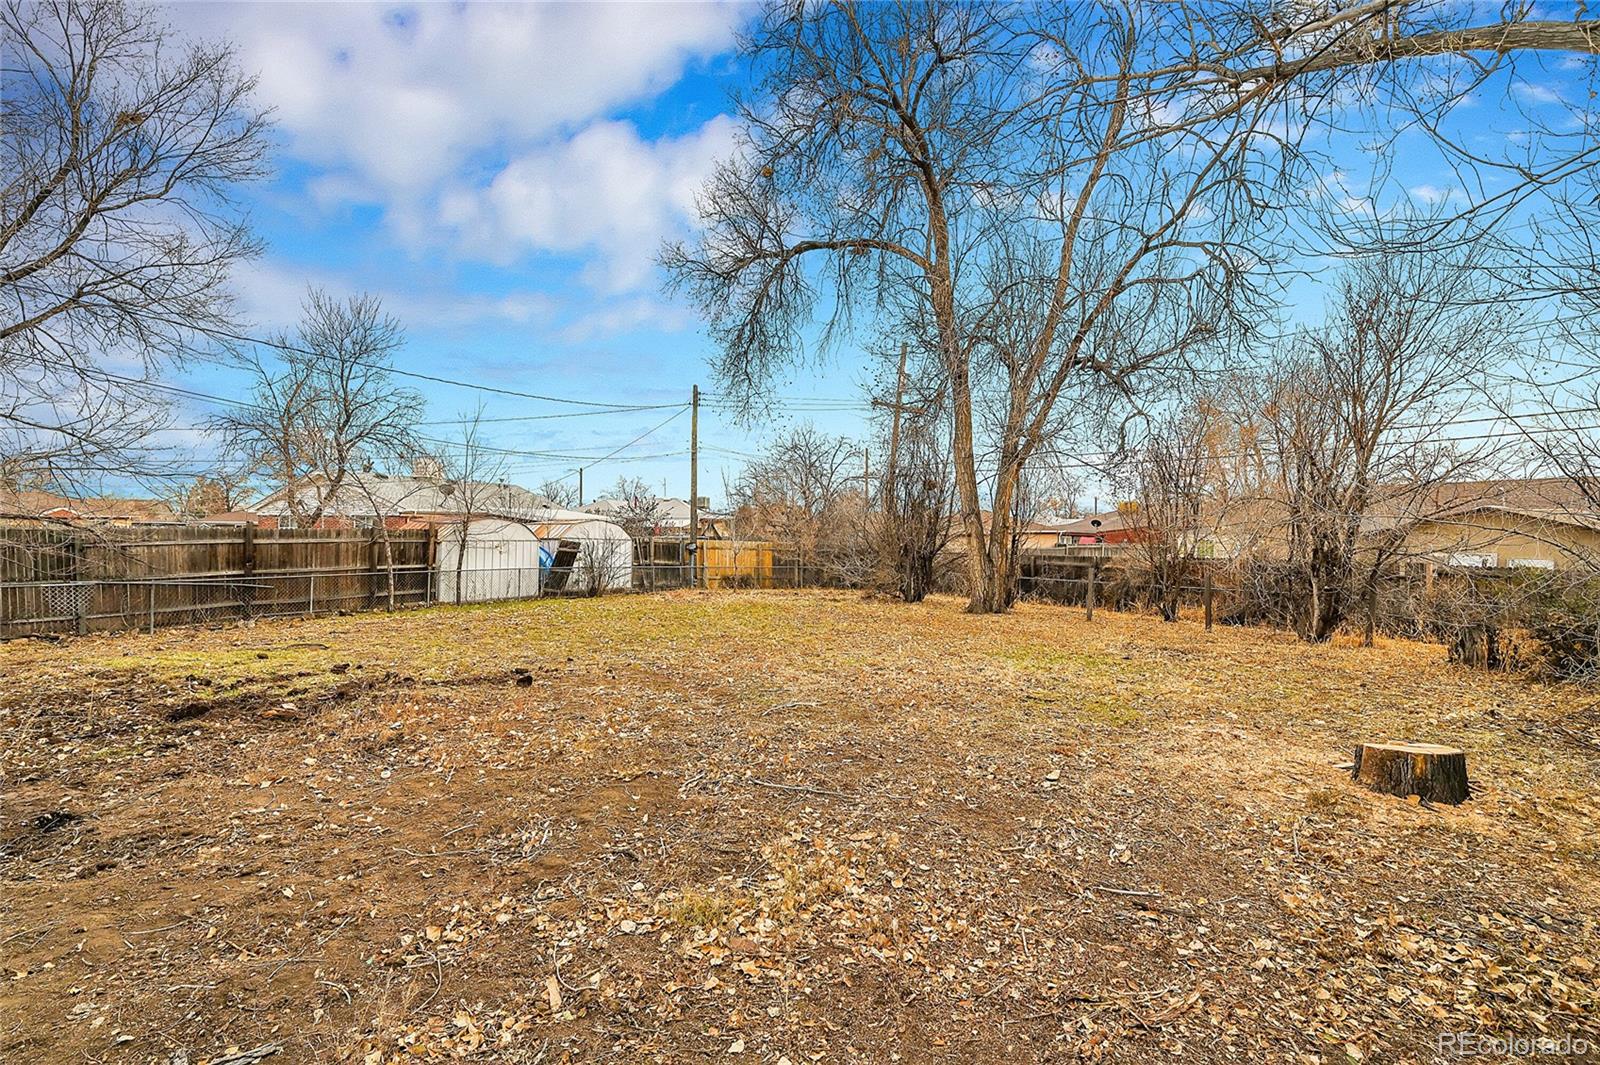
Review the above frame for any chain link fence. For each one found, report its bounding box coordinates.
[9,531,1591,682]
[0,534,861,637]
[0,566,435,637]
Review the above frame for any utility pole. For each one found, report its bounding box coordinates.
[576,467,584,507]
[688,384,699,588]
[882,342,908,511]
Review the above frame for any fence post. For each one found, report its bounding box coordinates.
[72,532,88,636]
[148,582,156,635]
[241,523,256,620]
[1204,568,1214,631]
[1085,562,1097,622]
[308,574,316,617]
[367,532,381,610]
[425,529,438,606]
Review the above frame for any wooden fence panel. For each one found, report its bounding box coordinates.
[0,526,433,637]
[699,540,775,588]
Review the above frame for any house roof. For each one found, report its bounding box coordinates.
[251,473,556,519]
[1363,476,1600,533]
[405,505,624,531]
[580,496,694,525]
[580,497,729,526]
[1048,512,1132,537]
[0,489,176,523]
[942,510,1093,536]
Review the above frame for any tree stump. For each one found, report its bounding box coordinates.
[1448,624,1501,670]
[1351,742,1470,804]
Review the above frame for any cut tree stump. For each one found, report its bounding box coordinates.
[1351,742,1470,804]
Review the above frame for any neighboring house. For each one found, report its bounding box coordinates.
[1046,511,1142,547]
[579,495,725,537]
[943,510,1093,552]
[1376,478,1600,570]
[249,472,555,529]
[0,489,176,525]
[1195,477,1600,570]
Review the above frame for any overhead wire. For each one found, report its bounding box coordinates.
[135,311,681,410]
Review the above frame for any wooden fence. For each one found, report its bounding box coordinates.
[630,538,782,590]
[0,526,434,638]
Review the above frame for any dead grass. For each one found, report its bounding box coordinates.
[2,590,1597,1064]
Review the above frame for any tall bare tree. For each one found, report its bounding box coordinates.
[870,343,953,602]
[441,403,511,605]
[168,470,254,518]
[1,0,270,490]
[729,424,862,575]
[538,477,580,510]
[1247,246,1514,641]
[212,289,423,527]
[1490,166,1600,525]
[665,2,1313,612]
[1118,408,1213,622]
[666,1,1600,614]
[603,476,668,539]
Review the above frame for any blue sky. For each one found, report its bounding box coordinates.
[170,0,868,507]
[163,2,1595,507]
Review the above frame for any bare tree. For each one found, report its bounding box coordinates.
[665,2,1313,613]
[1118,408,1212,622]
[1246,246,1514,642]
[1,0,270,490]
[538,477,580,510]
[440,403,511,605]
[212,289,424,528]
[869,342,953,601]
[603,475,668,539]
[1491,167,1600,525]
[876,417,952,602]
[665,1,1600,615]
[168,470,254,518]
[730,424,862,578]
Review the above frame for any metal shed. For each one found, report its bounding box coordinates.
[433,517,543,603]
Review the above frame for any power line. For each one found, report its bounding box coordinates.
[415,405,683,426]
[547,406,694,487]
[410,407,689,461]
[139,312,678,410]
[15,355,692,463]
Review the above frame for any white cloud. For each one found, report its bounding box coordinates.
[183,1,742,290]
[439,116,739,291]
[188,2,738,193]
[559,295,697,343]
[1510,81,1564,106]
[1407,183,1457,206]
[229,259,558,331]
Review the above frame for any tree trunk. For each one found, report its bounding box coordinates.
[454,526,467,605]
[1361,572,1379,647]
[1300,544,1348,642]
[1448,624,1501,670]
[968,510,1019,613]
[380,526,397,611]
[1351,742,1470,804]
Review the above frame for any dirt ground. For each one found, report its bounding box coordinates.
[2,590,1597,1064]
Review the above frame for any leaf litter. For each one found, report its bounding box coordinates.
[0,590,1595,1063]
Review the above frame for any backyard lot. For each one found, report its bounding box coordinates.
[2,590,1598,1064]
